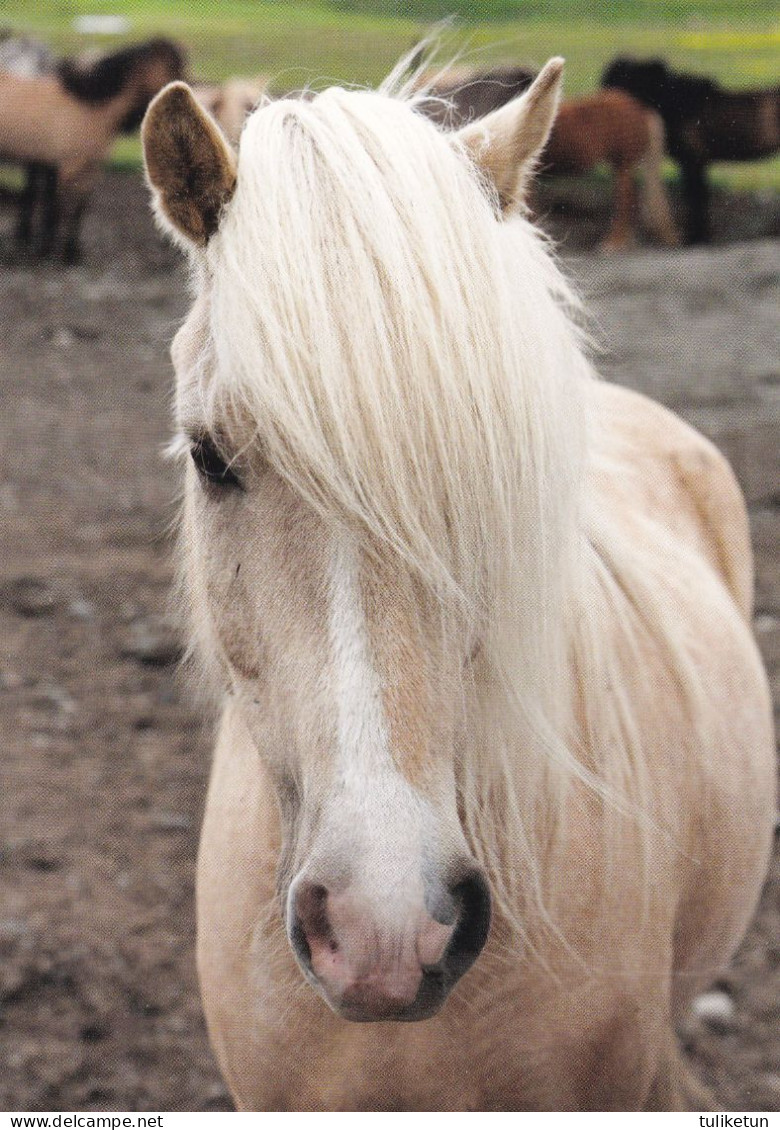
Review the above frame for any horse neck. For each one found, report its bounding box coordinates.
[76,75,145,132]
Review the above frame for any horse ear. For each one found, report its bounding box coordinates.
[142,81,237,247]
[457,57,564,214]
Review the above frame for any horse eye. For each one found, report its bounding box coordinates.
[190,436,241,489]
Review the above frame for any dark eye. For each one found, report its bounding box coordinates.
[190,435,242,489]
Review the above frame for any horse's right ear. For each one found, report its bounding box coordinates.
[142,81,237,247]
[456,57,563,214]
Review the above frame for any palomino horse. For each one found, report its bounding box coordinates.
[0,37,184,261]
[603,57,780,243]
[142,61,775,1110]
[541,89,680,250]
[192,77,270,148]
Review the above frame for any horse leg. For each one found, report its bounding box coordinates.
[638,113,680,247]
[14,164,39,248]
[35,165,60,259]
[681,159,710,244]
[600,164,637,252]
[61,199,88,264]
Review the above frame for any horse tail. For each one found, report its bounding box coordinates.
[638,110,681,247]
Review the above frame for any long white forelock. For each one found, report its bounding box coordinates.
[206,83,588,601]
[197,81,597,932]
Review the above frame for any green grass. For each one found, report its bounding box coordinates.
[1,0,778,187]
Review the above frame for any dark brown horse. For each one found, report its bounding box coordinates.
[414,64,535,128]
[602,57,780,243]
[0,37,185,261]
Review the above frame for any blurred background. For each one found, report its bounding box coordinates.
[2,0,778,188]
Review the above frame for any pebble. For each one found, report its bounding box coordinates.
[148,810,191,833]
[49,324,101,348]
[37,683,76,714]
[121,615,181,666]
[692,989,737,1031]
[0,918,31,944]
[2,577,56,617]
[51,327,76,349]
[67,596,96,621]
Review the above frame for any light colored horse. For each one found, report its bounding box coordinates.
[192,76,270,148]
[0,38,184,260]
[0,31,57,253]
[142,61,775,1111]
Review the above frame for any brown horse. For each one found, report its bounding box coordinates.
[541,88,680,250]
[0,37,185,261]
[416,70,678,251]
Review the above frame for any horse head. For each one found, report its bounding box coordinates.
[142,62,568,1022]
[118,39,186,132]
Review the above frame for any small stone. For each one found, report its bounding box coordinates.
[691,989,736,1031]
[67,596,96,621]
[3,577,56,617]
[51,327,76,348]
[38,683,76,714]
[148,810,191,833]
[0,918,30,944]
[207,1082,230,1100]
[121,615,181,666]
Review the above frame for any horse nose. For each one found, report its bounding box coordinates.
[288,865,491,1020]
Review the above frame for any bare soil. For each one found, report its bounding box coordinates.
[0,171,777,1112]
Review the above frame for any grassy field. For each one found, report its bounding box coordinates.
[1,0,778,187]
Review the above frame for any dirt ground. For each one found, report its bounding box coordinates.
[0,171,777,1112]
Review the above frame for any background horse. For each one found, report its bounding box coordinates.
[0,37,185,261]
[541,88,680,250]
[0,31,58,256]
[414,63,535,127]
[192,76,270,147]
[416,68,678,249]
[141,63,774,1110]
[602,57,780,243]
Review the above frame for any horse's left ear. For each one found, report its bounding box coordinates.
[142,81,237,247]
[457,57,564,214]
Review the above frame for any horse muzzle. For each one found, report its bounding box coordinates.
[287,867,491,1022]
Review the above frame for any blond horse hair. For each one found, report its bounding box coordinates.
[187,82,712,945]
